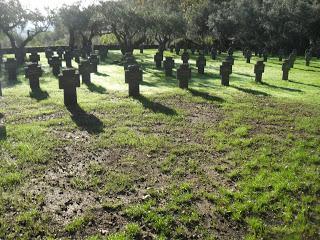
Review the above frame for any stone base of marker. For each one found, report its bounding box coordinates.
[125,65,142,97]
[25,63,43,91]
[220,61,231,86]
[254,60,265,83]
[177,64,191,89]
[59,69,80,106]
[163,57,175,76]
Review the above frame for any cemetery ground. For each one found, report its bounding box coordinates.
[0,50,319,240]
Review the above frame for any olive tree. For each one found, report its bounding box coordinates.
[0,0,51,64]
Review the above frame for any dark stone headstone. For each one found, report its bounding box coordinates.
[139,44,144,54]
[125,64,142,97]
[191,47,196,55]
[5,58,18,82]
[29,52,40,64]
[226,55,234,66]
[177,63,191,89]
[25,63,42,91]
[57,47,64,59]
[227,47,234,56]
[154,52,163,69]
[245,50,252,63]
[50,56,62,77]
[263,49,268,62]
[196,54,206,74]
[163,57,175,76]
[254,60,265,83]
[73,49,81,63]
[64,50,73,68]
[282,59,290,80]
[175,46,180,55]
[288,53,296,69]
[79,59,93,84]
[181,52,190,64]
[220,61,231,86]
[170,45,174,53]
[211,48,217,60]
[124,53,137,71]
[89,54,99,73]
[278,49,284,61]
[58,68,80,106]
[305,50,312,66]
[99,46,108,61]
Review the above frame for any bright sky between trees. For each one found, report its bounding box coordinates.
[19,0,94,11]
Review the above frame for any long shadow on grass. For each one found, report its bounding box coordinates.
[188,88,225,103]
[86,82,107,94]
[289,80,320,89]
[67,104,104,134]
[134,95,177,116]
[29,88,49,101]
[292,67,320,73]
[95,72,109,77]
[231,86,270,96]
[262,82,303,93]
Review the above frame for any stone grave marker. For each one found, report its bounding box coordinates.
[220,61,231,86]
[89,54,99,73]
[25,63,43,91]
[51,56,62,77]
[196,54,206,74]
[181,51,190,64]
[5,58,18,82]
[125,64,142,97]
[305,50,312,66]
[263,49,268,62]
[58,68,80,106]
[278,49,284,61]
[177,63,191,89]
[163,57,175,76]
[57,47,64,59]
[282,59,290,80]
[29,52,40,64]
[175,46,180,55]
[139,44,144,54]
[79,59,93,84]
[245,50,252,63]
[211,47,217,60]
[227,47,234,56]
[154,52,163,69]
[254,60,265,83]
[64,50,73,68]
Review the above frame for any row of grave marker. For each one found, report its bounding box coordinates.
[0,46,315,105]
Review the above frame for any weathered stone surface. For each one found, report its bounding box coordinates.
[254,60,265,83]
[99,46,108,60]
[282,59,290,80]
[25,63,43,91]
[125,64,142,97]
[139,44,144,54]
[5,58,18,82]
[177,63,191,89]
[220,61,231,86]
[57,47,64,59]
[58,68,80,106]
[181,51,190,64]
[124,53,137,71]
[226,55,234,67]
[79,59,93,84]
[196,54,206,74]
[175,46,180,55]
[163,57,175,76]
[154,52,163,69]
[73,49,81,63]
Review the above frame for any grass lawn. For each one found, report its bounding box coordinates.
[0,49,319,239]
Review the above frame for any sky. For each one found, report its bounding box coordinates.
[19,0,95,11]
